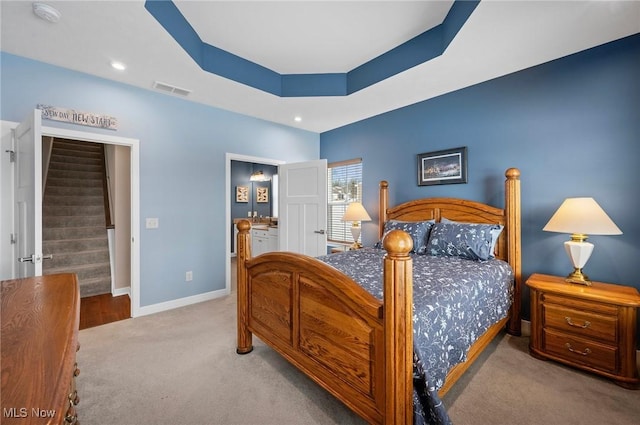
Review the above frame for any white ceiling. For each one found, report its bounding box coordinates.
[1,1,639,133]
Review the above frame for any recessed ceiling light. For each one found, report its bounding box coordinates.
[110,61,126,71]
[294,116,302,122]
[32,3,61,23]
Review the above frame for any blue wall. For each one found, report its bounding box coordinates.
[0,53,319,307]
[321,34,640,324]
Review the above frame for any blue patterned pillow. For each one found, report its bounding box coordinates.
[441,218,504,258]
[376,220,434,254]
[426,222,503,261]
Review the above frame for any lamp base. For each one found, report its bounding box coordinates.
[350,225,362,250]
[565,268,591,286]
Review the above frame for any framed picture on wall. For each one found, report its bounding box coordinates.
[236,186,248,203]
[256,187,269,203]
[417,146,468,186]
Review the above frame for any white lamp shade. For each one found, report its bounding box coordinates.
[544,197,621,285]
[341,202,372,222]
[543,197,622,235]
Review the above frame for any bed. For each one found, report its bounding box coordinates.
[236,168,522,424]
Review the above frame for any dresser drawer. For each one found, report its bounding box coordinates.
[543,328,618,373]
[543,303,617,344]
[252,229,270,238]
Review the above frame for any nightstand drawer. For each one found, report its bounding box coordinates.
[543,329,618,373]
[543,303,617,344]
[527,274,640,389]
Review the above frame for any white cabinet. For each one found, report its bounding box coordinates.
[251,226,278,257]
[268,227,278,252]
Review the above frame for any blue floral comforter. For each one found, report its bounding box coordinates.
[317,247,514,425]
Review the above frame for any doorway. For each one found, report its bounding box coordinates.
[42,126,140,318]
[1,121,141,317]
[225,153,284,294]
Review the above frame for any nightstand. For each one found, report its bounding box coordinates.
[526,273,640,389]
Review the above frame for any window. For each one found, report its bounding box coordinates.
[327,159,363,243]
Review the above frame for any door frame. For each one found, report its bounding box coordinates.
[3,121,141,317]
[225,153,285,293]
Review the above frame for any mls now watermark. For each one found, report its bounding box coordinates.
[3,407,56,418]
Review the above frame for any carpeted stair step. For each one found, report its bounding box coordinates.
[43,205,105,217]
[45,248,110,269]
[47,168,103,180]
[43,237,109,252]
[44,215,105,228]
[43,194,105,206]
[44,226,107,240]
[43,263,112,298]
[43,185,104,197]
[45,261,111,281]
[42,139,112,297]
[48,160,102,172]
[77,276,113,298]
[45,177,104,188]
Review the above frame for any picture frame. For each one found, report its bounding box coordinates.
[417,146,467,186]
[256,186,269,203]
[236,186,248,203]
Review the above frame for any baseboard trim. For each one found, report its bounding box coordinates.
[134,289,227,318]
[113,286,131,297]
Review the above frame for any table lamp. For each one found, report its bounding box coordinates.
[543,197,622,285]
[341,202,371,249]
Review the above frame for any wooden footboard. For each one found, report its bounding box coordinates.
[236,168,521,424]
[237,221,414,424]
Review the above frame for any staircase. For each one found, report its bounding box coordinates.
[43,139,112,298]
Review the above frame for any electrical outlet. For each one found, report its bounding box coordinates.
[145,218,159,229]
[185,271,193,282]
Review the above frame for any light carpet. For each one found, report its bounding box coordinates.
[76,295,640,425]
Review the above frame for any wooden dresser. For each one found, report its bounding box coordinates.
[1,273,81,424]
[527,273,640,389]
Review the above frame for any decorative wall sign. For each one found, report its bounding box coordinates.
[417,146,468,186]
[236,186,248,203]
[37,104,118,130]
[256,187,269,203]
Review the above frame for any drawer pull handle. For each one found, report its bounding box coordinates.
[69,390,79,405]
[565,317,590,329]
[565,342,591,356]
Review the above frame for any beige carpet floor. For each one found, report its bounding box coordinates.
[76,294,640,425]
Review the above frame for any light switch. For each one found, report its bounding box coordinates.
[146,218,159,229]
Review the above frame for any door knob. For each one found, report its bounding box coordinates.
[17,254,53,263]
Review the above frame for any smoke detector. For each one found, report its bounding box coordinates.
[33,3,61,23]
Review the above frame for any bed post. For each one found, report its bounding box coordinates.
[505,168,522,336]
[379,180,389,240]
[236,219,254,354]
[383,229,413,425]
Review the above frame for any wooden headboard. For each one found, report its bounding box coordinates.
[378,168,522,335]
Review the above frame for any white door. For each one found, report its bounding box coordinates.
[278,159,327,257]
[14,109,44,277]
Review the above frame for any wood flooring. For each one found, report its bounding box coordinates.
[80,293,130,330]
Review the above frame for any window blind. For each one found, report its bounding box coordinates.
[327,159,363,243]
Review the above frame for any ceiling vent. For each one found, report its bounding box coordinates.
[152,81,192,97]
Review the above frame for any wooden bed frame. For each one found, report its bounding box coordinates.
[236,168,521,424]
